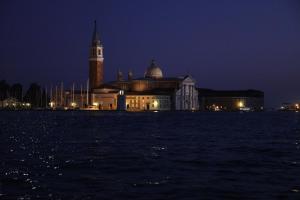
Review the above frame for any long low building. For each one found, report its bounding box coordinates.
[198,89,264,111]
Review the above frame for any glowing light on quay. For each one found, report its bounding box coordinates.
[238,101,244,108]
[49,101,55,108]
[153,100,158,108]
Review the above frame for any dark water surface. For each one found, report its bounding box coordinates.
[0,111,300,199]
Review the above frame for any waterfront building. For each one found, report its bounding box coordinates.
[0,97,31,109]
[198,89,264,111]
[50,22,265,112]
[91,85,119,110]
[279,102,300,111]
[0,97,21,108]
[107,61,199,111]
[89,64,198,111]
[88,22,199,111]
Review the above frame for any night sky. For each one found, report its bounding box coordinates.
[1,0,300,107]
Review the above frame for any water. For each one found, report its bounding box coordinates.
[0,111,299,199]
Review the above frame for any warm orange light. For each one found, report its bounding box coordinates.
[49,101,55,108]
[214,105,220,111]
[238,101,244,108]
[153,100,158,108]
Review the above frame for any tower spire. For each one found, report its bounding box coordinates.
[92,20,100,45]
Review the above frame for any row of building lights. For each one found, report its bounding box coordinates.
[211,100,245,111]
[280,103,300,111]
[3,102,31,107]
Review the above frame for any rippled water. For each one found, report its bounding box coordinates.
[0,111,300,199]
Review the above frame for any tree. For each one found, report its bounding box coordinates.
[10,83,23,102]
[0,80,10,107]
[24,83,41,108]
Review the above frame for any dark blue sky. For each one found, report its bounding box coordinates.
[1,0,300,107]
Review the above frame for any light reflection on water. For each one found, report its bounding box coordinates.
[0,111,300,199]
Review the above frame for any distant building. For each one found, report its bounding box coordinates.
[198,89,264,111]
[50,22,264,112]
[89,22,199,111]
[279,102,299,111]
[91,85,120,110]
[0,97,31,109]
[88,60,199,111]
[0,98,20,108]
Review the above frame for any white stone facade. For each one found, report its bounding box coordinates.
[175,76,199,110]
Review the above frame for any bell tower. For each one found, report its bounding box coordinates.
[89,20,104,90]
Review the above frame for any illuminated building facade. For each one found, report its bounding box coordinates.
[175,76,199,110]
[106,60,199,111]
[0,98,24,109]
[279,102,300,111]
[125,94,170,111]
[85,22,199,111]
[53,22,264,112]
[91,85,119,110]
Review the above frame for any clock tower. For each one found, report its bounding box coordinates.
[89,20,104,90]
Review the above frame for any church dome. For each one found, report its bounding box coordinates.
[144,60,163,79]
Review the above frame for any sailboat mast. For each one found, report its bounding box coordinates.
[60,82,63,107]
[86,79,89,106]
[55,85,58,107]
[80,84,83,108]
[40,87,43,108]
[45,86,47,108]
[72,83,75,103]
[50,85,52,103]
